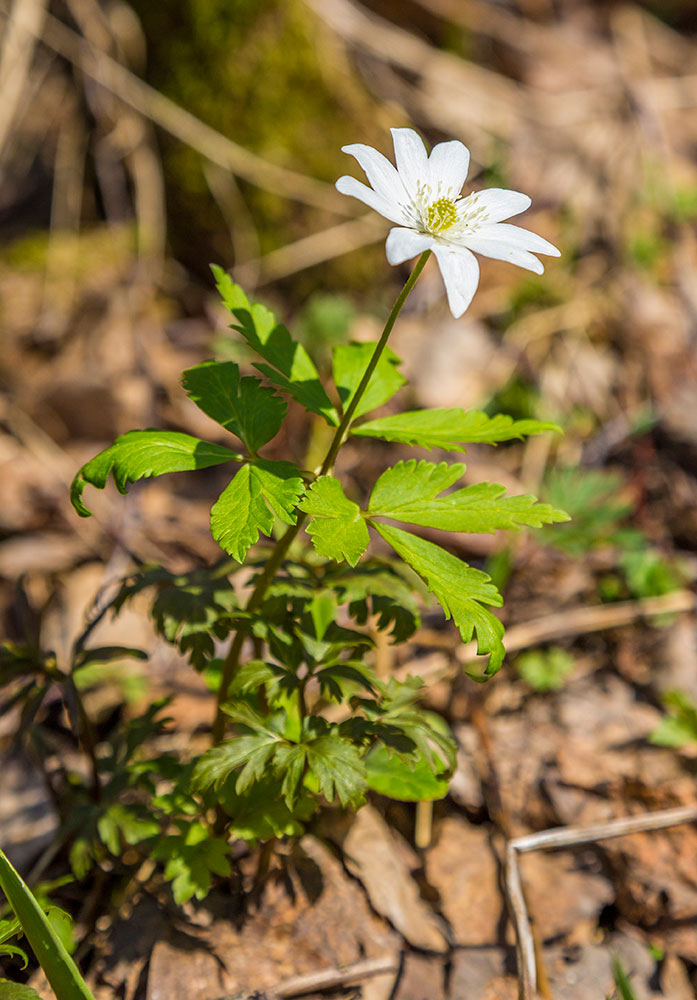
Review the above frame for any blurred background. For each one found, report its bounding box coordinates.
[5,1,697,995]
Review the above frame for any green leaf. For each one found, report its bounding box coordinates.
[71,431,241,517]
[309,592,337,641]
[650,690,697,748]
[375,524,505,676]
[114,563,240,670]
[152,821,231,904]
[0,945,28,968]
[211,265,338,425]
[0,848,94,1000]
[353,408,561,450]
[305,734,366,808]
[216,775,317,842]
[273,744,308,808]
[211,460,305,562]
[365,745,450,801]
[0,982,46,999]
[333,565,421,643]
[96,804,160,856]
[298,477,369,567]
[73,646,148,669]
[369,461,569,533]
[182,360,286,454]
[332,343,405,419]
[516,647,575,691]
[192,733,280,793]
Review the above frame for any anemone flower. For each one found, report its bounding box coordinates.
[336,128,560,318]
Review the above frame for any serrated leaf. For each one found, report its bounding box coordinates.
[375,523,505,676]
[211,460,305,562]
[365,745,450,802]
[353,408,561,450]
[96,804,160,856]
[273,744,308,808]
[370,460,463,512]
[153,822,231,904]
[217,775,317,841]
[192,733,280,792]
[332,343,405,419]
[0,945,28,968]
[182,360,286,454]
[305,734,366,808]
[298,477,369,567]
[331,565,421,643]
[71,431,241,517]
[228,660,278,695]
[315,663,378,701]
[211,265,338,425]
[369,460,569,533]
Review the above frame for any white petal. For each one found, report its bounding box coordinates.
[433,244,480,318]
[391,128,429,201]
[336,176,407,225]
[428,140,470,199]
[470,222,560,257]
[341,142,408,214]
[469,188,532,223]
[385,227,434,266]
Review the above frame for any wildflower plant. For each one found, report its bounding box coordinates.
[3,130,568,907]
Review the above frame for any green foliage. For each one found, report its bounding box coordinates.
[299,477,369,566]
[182,359,287,454]
[151,821,231,904]
[650,690,697,748]
[618,545,684,600]
[212,266,339,424]
[375,524,505,677]
[50,254,568,911]
[365,745,449,801]
[541,467,630,555]
[114,561,241,669]
[0,983,46,999]
[332,342,405,418]
[70,430,241,517]
[369,460,569,533]
[211,460,305,562]
[516,646,575,691]
[354,409,560,450]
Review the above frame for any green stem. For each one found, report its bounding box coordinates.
[210,250,431,745]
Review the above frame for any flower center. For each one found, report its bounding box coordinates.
[425,196,458,234]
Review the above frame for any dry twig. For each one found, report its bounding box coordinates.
[505,805,697,999]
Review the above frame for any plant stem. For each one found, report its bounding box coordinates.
[211,250,431,744]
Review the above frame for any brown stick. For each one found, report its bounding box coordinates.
[505,805,697,998]
[214,955,399,1000]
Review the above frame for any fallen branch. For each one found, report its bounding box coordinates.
[505,805,697,999]
[214,954,400,1000]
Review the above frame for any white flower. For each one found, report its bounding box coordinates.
[336,128,561,318]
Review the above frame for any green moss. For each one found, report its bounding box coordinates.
[131,0,386,296]
[0,225,136,275]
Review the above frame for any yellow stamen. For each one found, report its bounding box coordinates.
[426,196,457,234]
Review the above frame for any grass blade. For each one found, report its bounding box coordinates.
[0,850,94,1000]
